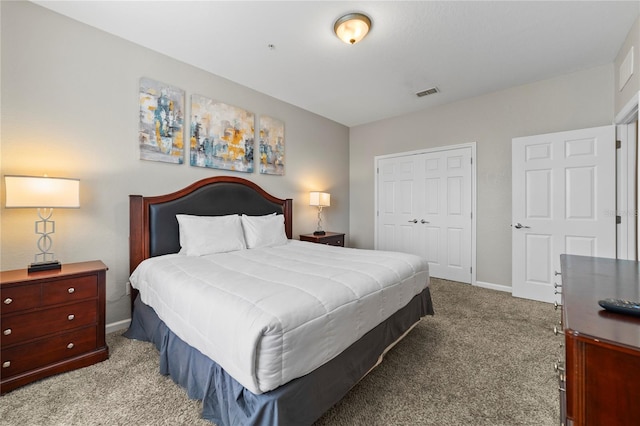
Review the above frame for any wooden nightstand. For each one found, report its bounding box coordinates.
[299,232,345,247]
[0,260,109,394]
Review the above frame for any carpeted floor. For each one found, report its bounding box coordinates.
[0,279,560,425]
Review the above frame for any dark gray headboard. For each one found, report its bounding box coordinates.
[130,176,293,273]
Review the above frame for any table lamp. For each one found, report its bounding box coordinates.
[4,175,80,273]
[309,191,330,235]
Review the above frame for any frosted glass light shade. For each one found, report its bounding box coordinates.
[5,175,80,208]
[334,13,371,45]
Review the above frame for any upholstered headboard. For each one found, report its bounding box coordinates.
[129,176,293,275]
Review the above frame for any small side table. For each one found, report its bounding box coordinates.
[300,232,345,247]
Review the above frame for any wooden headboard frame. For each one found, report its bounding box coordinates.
[129,176,293,307]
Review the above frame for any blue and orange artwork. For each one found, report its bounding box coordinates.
[139,77,185,164]
[259,115,285,176]
[190,94,254,173]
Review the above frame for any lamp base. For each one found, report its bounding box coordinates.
[28,260,61,274]
[313,230,326,236]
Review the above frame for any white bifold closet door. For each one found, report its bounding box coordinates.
[376,147,473,283]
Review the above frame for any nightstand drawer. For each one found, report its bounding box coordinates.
[320,235,344,246]
[1,300,97,347]
[42,275,97,306]
[1,285,41,314]
[1,326,97,378]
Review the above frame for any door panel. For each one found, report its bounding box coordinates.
[512,125,615,303]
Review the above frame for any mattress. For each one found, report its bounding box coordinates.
[129,240,429,394]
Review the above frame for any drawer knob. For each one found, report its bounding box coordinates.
[67,343,74,349]
[3,298,12,305]
[68,314,75,321]
[2,361,10,368]
[3,328,11,336]
[67,287,75,294]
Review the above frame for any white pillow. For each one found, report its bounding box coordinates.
[241,214,288,249]
[176,214,246,256]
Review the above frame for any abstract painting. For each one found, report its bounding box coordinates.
[138,77,185,164]
[190,94,254,173]
[259,115,285,175]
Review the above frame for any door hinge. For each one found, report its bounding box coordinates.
[377,167,379,174]
[616,140,621,149]
[470,157,473,165]
[470,267,472,274]
[616,215,622,224]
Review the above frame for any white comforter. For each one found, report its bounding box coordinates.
[129,240,429,394]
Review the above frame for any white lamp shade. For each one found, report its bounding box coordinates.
[309,191,330,207]
[5,175,80,208]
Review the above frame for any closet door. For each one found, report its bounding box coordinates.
[377,155,424,256]
[376,147,473,283]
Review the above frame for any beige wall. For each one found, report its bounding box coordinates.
[614,15,640,118]
[0,1,349,325]
[349,65,614,288]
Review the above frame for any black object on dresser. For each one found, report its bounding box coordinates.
[299,232,345,247]
[1,260,109,394]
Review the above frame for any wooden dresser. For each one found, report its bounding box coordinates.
[558,255,640,426]
[0,260,109,394]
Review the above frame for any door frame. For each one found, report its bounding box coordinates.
[615,90,639,260]
[374,142,477,285]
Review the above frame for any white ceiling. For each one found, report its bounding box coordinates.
[33,1,639,127]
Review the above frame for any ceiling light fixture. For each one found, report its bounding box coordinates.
[334,13,371,45]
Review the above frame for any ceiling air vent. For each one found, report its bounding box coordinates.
[416,87,439,97]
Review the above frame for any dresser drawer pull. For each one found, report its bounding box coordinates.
[2,361,10,368]
[67,287,75,294]
[68,314,75,321]
[3,298,12,305]
[3,328,11,336]
[67,343,74,349]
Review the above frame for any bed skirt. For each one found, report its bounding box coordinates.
[124,287,434,426]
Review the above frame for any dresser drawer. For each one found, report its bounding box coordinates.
[42,275,97,306]
[1,300,97,347]
[1,285,41,314]
[1,326,97,378]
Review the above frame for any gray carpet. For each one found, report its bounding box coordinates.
[0,279,560,425]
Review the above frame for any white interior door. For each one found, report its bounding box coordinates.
[377,155,423,255]
[512,125,616,303]
[377,146,473,283]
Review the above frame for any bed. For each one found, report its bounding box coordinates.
[124,176,433,425]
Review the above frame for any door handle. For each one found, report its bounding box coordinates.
[513,223,531,229]
[420,219,429,224]
[408,219,418,223]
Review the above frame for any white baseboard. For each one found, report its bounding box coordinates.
[475,281,511,293]
[106,319,131,334]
